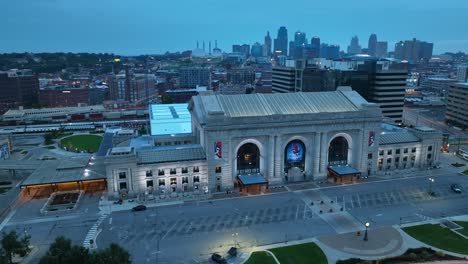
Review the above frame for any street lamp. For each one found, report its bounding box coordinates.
[363,222,370,241]
[428,177,434,196]
[232,232,239,247]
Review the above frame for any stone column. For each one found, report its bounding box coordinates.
[319,132,328,174]
[313,133,320,176]
[268,135,275,179]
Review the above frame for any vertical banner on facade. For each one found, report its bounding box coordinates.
[368,131,375,147]
[214,142,222,160]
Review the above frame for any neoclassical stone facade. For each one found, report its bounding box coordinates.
[105,88,442,198]
[189,88,383,191]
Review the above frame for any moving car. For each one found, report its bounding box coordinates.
[211,253,227,264]
[451,184,462,193]
[132,205,147,211]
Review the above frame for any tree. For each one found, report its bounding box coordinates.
[39,236,90,264]
[1,231,31,264]
[161,94,173,104]
[91,243,131,264]
[44,133,54,145]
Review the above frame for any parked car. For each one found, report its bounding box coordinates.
[211,253,227,264]
[132,205,147,211]
[451,184,462,193]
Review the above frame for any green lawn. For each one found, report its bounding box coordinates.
[452,163,466,167]
[44,145,56,149]
[463,170,468,175]
[454,221,468,237]
[244,251,277,264]
[20,150,28,154]
[403,224,468,255]
[269,242,328,264]
[60,135,102,153]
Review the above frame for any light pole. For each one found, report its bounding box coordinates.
[428,177,434,196]
[363,222,370,241]
[232,232,238,247]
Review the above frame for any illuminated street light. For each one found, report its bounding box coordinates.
[232,232,239,247]
[363,222,370,241]
[428,177,435,196]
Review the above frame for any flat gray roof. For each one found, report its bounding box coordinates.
[238,174,268,185]
[192,89,365,119]
[21,158,106,187]
[380,132,420,145]
[329,165,361,175]
[137,145,206,164]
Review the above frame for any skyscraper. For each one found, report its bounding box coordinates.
[311,37,320,49]
[251,42,263,58]
[273,26,288,56]
[289,41,295,58]
[368,34,377,56]
[375,41,388,58]
[293,31,307,59]
[347,36,362,55]
[264,31,272,56]
[320,44,340,59]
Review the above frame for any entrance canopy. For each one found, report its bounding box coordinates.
[237,174,268,186]
[328,165,361,184]
[328,165,361,176]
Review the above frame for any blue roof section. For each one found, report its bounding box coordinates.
[238,174,268,185]
[96,133,113,157]
[149,103,192,136]
[328,165,361,175]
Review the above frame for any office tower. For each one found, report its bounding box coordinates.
[336,61,407,124]
[347,36,362,55]
[272,66,296,93]
[394,38,434,62]
[446,82,468,129]
[289,41,295,58]
[311,37,320,48]
[179,67,211,88]
[293,31,307,59]
[368,34,377,56]
[273,26,288,56]
[251,42,263,58]
[272,60,334,93]
[232,44,251,57]
[376,41,388,58]
[457,65,468,82]
[320,44,340,59]
[0,69,39,113]
[264,31,272,56]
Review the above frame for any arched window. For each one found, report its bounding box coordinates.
[237,143,260,174]
[328,136,349,166]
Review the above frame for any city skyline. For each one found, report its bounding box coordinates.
[1,0,468,55]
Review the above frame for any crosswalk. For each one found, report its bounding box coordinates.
[83,213,108,249]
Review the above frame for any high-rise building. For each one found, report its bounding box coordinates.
[232,44,251,57]
[273,26,288,56]
[320,44,340,59]
[376,41,388,58]
[264,31,272,56]
[272,60,335,93]
[394,38,433,62]
[446,82,468,129]
[0,69,39,113]
[288,41,295,58]
[368,34,377,56]
[457,65,468,82]
[251,42,264,58]
[335,61,407,124]
[179,67,211,89]
[294,31,307,59]
[347,36,362,55]
[311,37,320,49]
[272,66,295,93]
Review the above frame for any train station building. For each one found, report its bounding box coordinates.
[105,87,443,199]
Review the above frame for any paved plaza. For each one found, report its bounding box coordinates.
[1,150,468,263]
